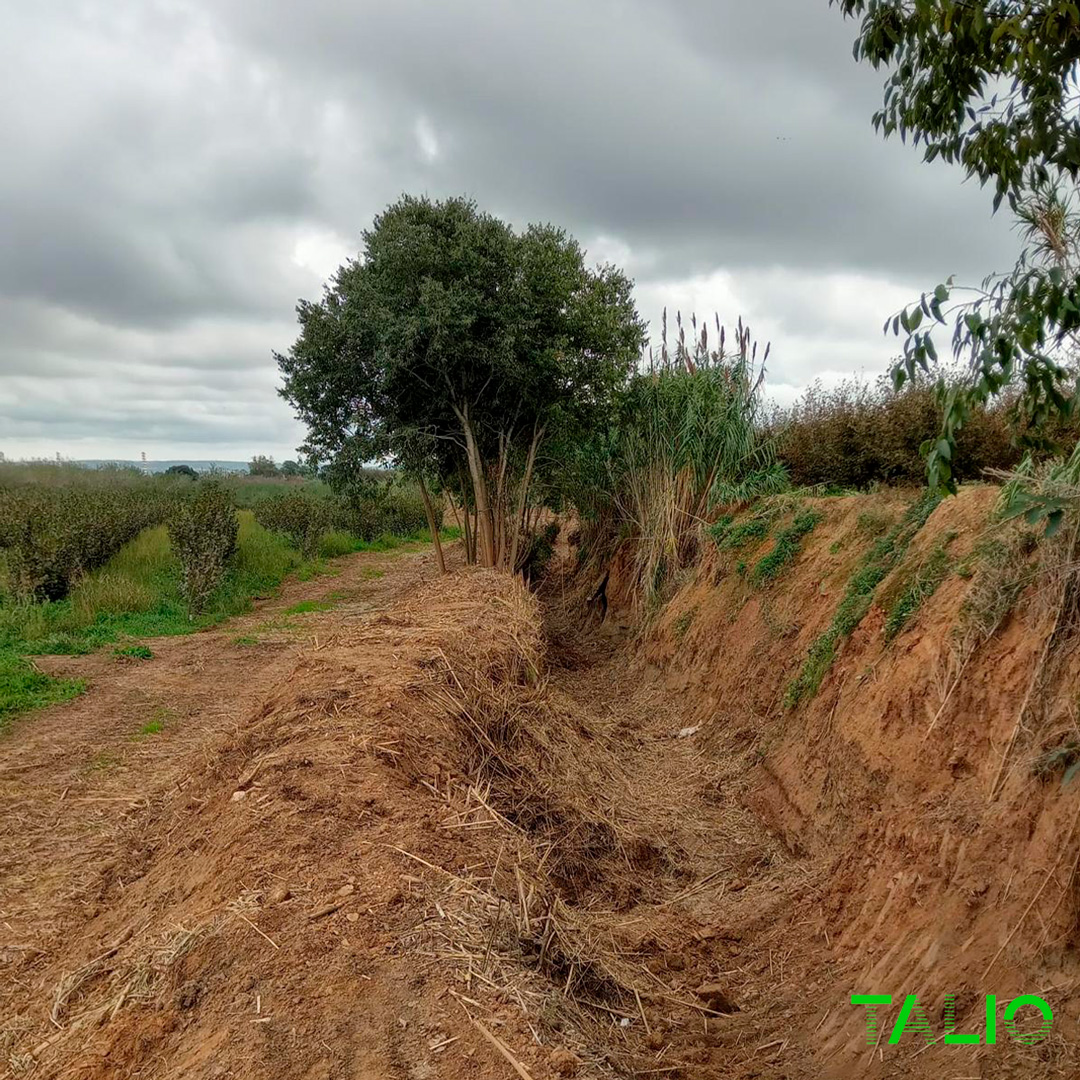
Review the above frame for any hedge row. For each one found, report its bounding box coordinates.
[0,484,179,601]
[771,378,1080,491]
[252,485,436,551]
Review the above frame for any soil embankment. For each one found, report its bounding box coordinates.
[3,491,1079,1079]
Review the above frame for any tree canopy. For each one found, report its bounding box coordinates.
[277,195,645,569]
[834,0,1080,493]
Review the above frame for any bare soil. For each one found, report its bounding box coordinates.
[3,497,1079,1080]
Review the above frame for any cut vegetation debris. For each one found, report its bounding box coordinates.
[4,487,1080,1079]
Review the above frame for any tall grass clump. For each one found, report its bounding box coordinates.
[564,312,786,606]
[169,480,239,614]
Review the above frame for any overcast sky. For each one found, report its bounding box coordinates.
[0,0,1019,462]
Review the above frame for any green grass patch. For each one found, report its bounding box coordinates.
[283,598,336,615]
[232,634,260,646]
[721,515,773,551]
[750,510,823,586]
[0,651,84,731]
[882,534,956,641]
[707,515,735,545]
[360,567,385,580]
[114,644,153,661]
[785,491,941,708]
[317,530,358,559]
[137,718,164,736]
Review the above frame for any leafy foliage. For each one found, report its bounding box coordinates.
[773,374,1027,488]
[339,482,435,542]
[278,194,644,569]
[835,1,1080,489]
[0,481,179,601]
[253,490,337,557]
[169,480,239,614]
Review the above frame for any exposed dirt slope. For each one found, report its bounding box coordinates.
[632,484,1080,1076]
[4,489,1079,1080]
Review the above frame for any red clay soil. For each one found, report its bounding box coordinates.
[2,493,1079,1080]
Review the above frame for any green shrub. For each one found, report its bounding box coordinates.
[342,485,433,542]
[169,480,238,614]
[773,376,1028,490]
[252,491,337,557]
[1,483,178,601]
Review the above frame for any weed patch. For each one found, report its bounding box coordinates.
[114,644,153,661]
[785,490,940,707]
[0,652,84,731]
[720,514,773,551]
[882,533,957,641]
[284,598,336,615]
[750,509,823,586]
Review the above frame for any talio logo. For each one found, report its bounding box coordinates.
[851,993,1052,1047]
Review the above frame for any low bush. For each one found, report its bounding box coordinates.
[773,376,1026,490]
[169,481,239,614]
[342,485,434,541]
[252,491,337,557]
[1,483,178,601]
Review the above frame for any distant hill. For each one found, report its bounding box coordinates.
[76,460,249,474]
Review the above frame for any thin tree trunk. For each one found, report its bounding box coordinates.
[494,431,511,569]
[457,405,495,567]
[508,422,544,573]
[455,461,475,565]
[416,474,446,574]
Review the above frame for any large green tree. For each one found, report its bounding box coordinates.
[277,195,644,569]
[834,0,1080,491]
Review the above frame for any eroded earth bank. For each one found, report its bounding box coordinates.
[3,487,1080,1079]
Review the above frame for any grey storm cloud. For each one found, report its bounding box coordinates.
[0,0,1020,459]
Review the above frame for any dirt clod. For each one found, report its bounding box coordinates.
[695,983,739,1014]
[550,1048,581,1076]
